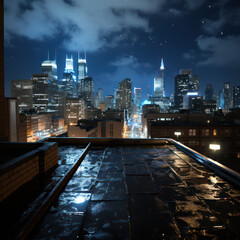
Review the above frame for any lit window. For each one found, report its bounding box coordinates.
[238,153,240,159]
[189,129,196,136]
[213,129,217,136]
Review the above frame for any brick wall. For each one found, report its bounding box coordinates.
[0,142,58,203]
[0,155,40,202]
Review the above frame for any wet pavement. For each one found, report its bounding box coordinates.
[33,145,240,239]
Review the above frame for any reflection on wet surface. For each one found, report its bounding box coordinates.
[33,145,240,239]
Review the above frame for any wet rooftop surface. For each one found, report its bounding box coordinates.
[29,144,240,239]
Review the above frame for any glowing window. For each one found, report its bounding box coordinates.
[213,129,217,136]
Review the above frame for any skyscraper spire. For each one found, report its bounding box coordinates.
[47,50,49,60]
[78,51,80,60]
[160,58,165,70]
[84,51,87,61]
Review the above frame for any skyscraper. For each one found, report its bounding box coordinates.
[189,75,200,93]
[233,86,240,108]
[62,55,76,98]
[78,77,94,107]
[205,84,214,100]
[134,87,142,112]
[32,59,59,117]
[95,88,103,108]
[223,82,232,111]
[154,58,165,97]
[105,95,114,110]
[174,74,189,109]
[118,78,132,115]
[32,73,49,113]
[77,53,87,84]
[11,79,33,112]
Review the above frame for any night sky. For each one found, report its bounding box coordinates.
[4,0,240,99]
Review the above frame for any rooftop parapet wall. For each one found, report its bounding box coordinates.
[0,142,58,203]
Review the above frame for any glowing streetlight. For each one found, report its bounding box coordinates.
[209,144,220,151]
[174,132,181,136]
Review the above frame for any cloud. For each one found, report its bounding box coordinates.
[5,0,208,52]
[111,55,140,68]
[182,49,195,60]
[196,35,240,66]
[202,1,240,34]
[184,0,205,10]
[5,0,165,52]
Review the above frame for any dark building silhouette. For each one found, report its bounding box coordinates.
[205,84,214,100]
[233,86,240,109]
[174,74,189,109]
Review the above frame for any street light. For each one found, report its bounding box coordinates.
[209,144,220,150]
[174,131,181,141]
[209,144,220,160]
[174,132,181,136]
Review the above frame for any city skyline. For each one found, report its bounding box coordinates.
[4,0,240,99]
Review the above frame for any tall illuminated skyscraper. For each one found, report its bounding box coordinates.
[77,53,87,83]
[154,58,165,97]
[134,87,142,112]
[62,55,76,97]
[33,59,59,116]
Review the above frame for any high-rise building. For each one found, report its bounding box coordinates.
[134,87,142,112]
[32,74,49,113]
[154,58,165,97]
[223,82,232,111]
[77,54,87,83]
[189,75,200,93]
[78,77,94,107]
[205,84,214,100]
[174,74,189,109]
[117,78,132,115]
[233,86,240,108]
[180,69,192,78]
[113,87,118,109]
[62,55,76,98]
[105,95,114,110]
[11,79,33,112]
[40,59,59,116]
[64,98,85,125]
[95,88,103,108]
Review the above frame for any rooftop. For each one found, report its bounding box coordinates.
[1,138,240,239]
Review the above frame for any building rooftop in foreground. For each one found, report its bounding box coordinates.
[1,138,240,239]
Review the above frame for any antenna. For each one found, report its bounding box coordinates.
[47,50,49,60]
[84,51,87,60]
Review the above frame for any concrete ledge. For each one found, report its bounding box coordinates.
[171,139,240,188]
[44,137,171,146]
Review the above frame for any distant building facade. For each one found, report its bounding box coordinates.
[174,74,189,109]
[64,98,85,125]
[11,79,33,112]
[233,86,240,108]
